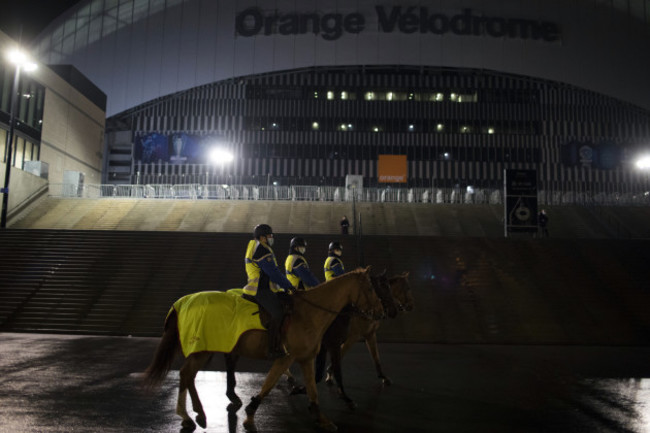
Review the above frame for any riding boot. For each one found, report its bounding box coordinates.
[267,317,288,359]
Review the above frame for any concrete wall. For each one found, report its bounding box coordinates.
[0,164,48,217]
[0,30,106,218]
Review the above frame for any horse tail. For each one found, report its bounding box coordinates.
[143,309,180,389]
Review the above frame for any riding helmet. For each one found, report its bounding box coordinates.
[254,224,273,239]
[328,241,342,251]
[290,237,307,249]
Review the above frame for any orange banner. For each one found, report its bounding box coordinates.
[378,155,407,183]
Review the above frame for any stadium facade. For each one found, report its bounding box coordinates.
[31,0,650,195]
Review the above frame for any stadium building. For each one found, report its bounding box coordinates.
[29,0,650,198]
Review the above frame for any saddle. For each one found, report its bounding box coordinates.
[241,292,292,331]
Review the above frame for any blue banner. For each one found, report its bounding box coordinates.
[135,133,225,164]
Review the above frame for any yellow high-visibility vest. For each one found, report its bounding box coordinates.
[243,240,280,295]
[324,255,344,281]
[285,254,314,290]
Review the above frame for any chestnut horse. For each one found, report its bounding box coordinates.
[310,270,398,408]
[326,271,414,386]
[244,270,397,409]
[143,267,382,432]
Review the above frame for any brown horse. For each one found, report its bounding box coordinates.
[143,267,383,432]
[310,270,397,408]
[326,271,414,386]
[268,270,397,409]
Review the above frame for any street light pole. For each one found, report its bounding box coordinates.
[0,63,21,228]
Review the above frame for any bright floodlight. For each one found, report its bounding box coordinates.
[7,49,37,71]
[209,148,234,164]
[636,155,650,170]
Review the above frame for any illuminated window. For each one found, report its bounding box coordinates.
[341,91,348,100]
[487,127,495,134]
[312,122,320,130]
[435,93,444,101]
[327,91,334,100]
[456,93,478,103]
[387,92,394,101]
[450,93,458,102]
[314,91,319,99]
[460,125,471,133]
[372,126,380,132]
[436,123,445,132]
[408,124,415,131]
[365,92,375,101]
[408,93,414,100]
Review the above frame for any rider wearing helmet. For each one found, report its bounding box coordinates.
[323,241,345,281]
[285,237,320,291]
[243,224,294,358]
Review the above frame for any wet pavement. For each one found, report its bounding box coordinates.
[1,332,650,433]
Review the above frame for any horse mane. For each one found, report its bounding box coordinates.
[300,267,367,294]
[389,272,409,283]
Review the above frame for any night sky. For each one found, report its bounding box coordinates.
[0,0,83,44]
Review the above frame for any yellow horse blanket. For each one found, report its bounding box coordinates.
[167,289,265,357]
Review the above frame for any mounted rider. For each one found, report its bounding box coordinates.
[323,241,345,281]
[243,224,294,359]
[284,237,320,291]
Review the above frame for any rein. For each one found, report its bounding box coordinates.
[293,277,377,320]
[293,292,340,315]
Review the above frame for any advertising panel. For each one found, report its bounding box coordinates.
[378,155,407,183]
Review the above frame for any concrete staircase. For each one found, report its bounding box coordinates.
[2,230,649,345]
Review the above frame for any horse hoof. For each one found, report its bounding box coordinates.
[227,400,243,412]
[194,413,207,429]
[181,419,196,432]
[243,418,258,432]
[381,377,393,386]
[290,385,306,395]
[325,377,334,387]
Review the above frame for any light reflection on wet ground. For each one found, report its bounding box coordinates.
[1,333,649,433]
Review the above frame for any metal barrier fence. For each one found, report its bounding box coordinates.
[47,183,650,206]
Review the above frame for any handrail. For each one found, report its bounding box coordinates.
[46,183,650,206]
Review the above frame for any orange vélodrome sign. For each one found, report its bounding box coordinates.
[378,154,407,183]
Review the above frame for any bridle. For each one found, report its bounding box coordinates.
[389,278,413,312]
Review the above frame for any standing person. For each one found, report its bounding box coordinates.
[285,237,320,291]
[538,209,550,237]
[243,224,295,359]
[340,216,350,235]
[324,242,345,281]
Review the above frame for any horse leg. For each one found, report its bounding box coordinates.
[315,344,328,384]
[176,388,194,431]
[365,332,391,385]
[285,368,306,395]
[298,358,337,432]
[181,353,210,429]
[243,356,294,432]
[329,332,357,386]
[224,354,243,412]
[175,356,200,430]
[329,346,356,410]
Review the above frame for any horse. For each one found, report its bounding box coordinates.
[266,270,397,409]
[143,267,383,433]
[310,270,397,409]
[326,271,413,387]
